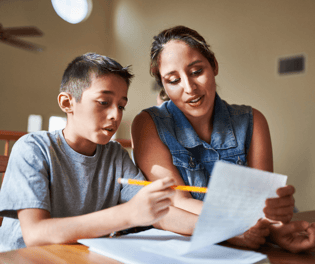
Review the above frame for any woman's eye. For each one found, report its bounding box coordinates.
[119,106,126,111]
[99,101,108,106]
[169,78,180,84]
[192,69,202,76]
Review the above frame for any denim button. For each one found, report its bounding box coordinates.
[237,157,242,165]
[189,157,195,168]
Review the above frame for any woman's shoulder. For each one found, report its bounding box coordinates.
[222,99,253,116]
[221,99,267,126]
[143,101,172,119]
[132,110,156,133]
[132,102,177,146]
[134,101,177,134]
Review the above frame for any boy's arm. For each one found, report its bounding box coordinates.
[18,177,175,247]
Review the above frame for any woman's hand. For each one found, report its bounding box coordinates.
[269,221,315,253]
[264,185,295,223]
[227,218,271,249]
[126,177,175,227]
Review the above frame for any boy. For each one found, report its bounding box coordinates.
[0,53,175,252]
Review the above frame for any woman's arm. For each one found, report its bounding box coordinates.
[247,108,273,172]
[247,108,295,224]
[18,177,175,247]
[132,111,203,235]
[132,111,203,215]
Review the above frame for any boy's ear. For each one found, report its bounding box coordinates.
[58,92,74,114]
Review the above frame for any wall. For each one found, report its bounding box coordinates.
[110,0,315,211]
[0,0,314,211]
[0,0,114,146]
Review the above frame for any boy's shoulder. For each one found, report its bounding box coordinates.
[11,130,62,156]
[12,131,128,166]
[15,130,59,145]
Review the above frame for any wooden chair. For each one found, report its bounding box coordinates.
[0,130,26,184]
[0,155,9,226]
[0,130,26,227]
[0,155,8,174]
[0,130,27,156]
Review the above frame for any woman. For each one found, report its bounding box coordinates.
[132,26,314,252]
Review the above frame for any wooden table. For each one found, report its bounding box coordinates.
[0,211,315,264]
[0,244,119,264]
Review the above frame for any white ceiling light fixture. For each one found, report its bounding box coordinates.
[51,0,93,24]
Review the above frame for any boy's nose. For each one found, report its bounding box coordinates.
[108,107,120,120]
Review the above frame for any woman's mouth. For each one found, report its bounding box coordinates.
[187,95,204,107]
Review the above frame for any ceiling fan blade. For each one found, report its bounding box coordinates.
[4,26,43,37]
[0,36,43,52]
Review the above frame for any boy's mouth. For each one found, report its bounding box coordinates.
[103,124,117,132]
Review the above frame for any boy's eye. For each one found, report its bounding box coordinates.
[192,68,202,76]
[119,105,126,111]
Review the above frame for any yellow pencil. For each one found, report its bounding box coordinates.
[118,178,207,193]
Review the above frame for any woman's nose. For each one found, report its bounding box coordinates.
[183,77,196,94]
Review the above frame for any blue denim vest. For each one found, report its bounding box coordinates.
[144,93,253,200]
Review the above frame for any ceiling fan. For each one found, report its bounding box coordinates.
[0,24,44,52]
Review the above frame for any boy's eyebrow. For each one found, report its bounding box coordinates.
[163,60,203,78]
[101,90,128,102]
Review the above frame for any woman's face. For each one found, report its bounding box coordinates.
[159,40,218,122]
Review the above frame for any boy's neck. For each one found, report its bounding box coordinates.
[62,127,97,156]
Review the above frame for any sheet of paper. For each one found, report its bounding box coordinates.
[188,161,287,252]
[80,229,188,264]
[79,228,268,264]
[79,161,285,263]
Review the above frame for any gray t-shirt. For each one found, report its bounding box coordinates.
[0,129,144,252]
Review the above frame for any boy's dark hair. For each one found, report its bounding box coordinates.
[60,53,134,102]
[150,26,217,101]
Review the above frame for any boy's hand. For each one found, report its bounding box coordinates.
[269,221,315,253]
[263,185,295,223]
[227,218,271,249]
[127,177,175,227]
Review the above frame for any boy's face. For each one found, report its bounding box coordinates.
[68,74,128,151]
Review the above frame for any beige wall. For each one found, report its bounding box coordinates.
[0,0,114,130]
[1,0,314,211]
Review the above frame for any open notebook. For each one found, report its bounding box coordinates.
[79,161,287,264]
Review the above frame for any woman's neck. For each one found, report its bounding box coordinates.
[186,110,214,144]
